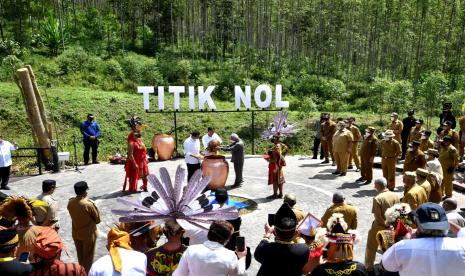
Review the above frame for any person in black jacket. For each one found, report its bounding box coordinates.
[222,133,245,188]
[401,110,416,160]
[0,229,34,276]
[439,103,456,131]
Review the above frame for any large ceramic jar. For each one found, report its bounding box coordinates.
[152,134,175,161]
[202,155,229,190]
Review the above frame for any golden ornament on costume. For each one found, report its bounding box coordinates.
[202,155,229,189]
[152,134,175,161]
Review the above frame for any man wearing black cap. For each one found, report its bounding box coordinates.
[403,140,426,173]
[401,110,416,160]
[420,130,434,152]
[439,103,456,130]
[408,119,424,143]
[438,120,460,150]
[80,113,101,165]
[36,180,59,229]
[254,204,312,276]
[0,229,34,275]
[438,136,459,200]
[67,181,101,272]
[382,203,465,276]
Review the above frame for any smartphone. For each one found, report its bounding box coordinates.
[268,214,276,226]
[181,236,190,246]
[236,236,245,251]
[19,252,29,263]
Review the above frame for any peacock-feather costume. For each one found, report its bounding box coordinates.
[113,165,239,231]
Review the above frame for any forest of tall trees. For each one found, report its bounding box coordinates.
[1,0,465,117]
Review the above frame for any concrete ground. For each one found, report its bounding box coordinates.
[6,155,465,275]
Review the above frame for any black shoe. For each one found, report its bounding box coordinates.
[232,184,242,188]
[278,194,283,198]
[331,162,336,166]
[356,177,365,182]
[332,171,341,175]
[355,168,360,172]
[339,172,347,176]
[0,186,10,190]
[320,156,324,160]
[363,180,372,185]
[321,160,330,164]
[92,161,100,164]
[266,194,278,199]
[312,156,317,159]
[348,165,354,169]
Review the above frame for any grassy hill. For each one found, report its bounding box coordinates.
[0,81,422,174]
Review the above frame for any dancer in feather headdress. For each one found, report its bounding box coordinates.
[113,165,239,238]
[263,111,296,199]
[123,116,149,192]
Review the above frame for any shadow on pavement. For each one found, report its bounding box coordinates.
[337,181,365,190]
[309,174,339,180]
[90,190,129,200]
[353,189,378,198]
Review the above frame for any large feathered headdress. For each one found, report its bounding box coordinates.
[262,111,297,139]
[325,213,358,263]
[127,115,145,132]
[112,165,239,231]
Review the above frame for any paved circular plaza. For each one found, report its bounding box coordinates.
[7,156,465,274]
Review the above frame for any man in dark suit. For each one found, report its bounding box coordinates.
[222,133,244,188]
[401,110,416,160]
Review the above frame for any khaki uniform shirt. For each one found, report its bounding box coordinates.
[332,129,354,153]
[321,120,337,140]
[408,127,424,143]
[321,203,358,230]
[439,145,459,173]
[417,179,432,198]
[361,136,378,158]
[403,149,426,172]
[402,184,428,210]
[372,189,400,226]
[292,207,305,222]
[348,125,362,142]
[381,139,401,159]
[67,196,101,240]
[459,116,465,132]
[438,129,460,150]
[420,139,434,152]
[389,120,403,142]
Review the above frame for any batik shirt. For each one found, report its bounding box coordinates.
[146,244,188,276]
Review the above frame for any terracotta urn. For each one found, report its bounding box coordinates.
[202,155,229,190]
[152,134,175,161]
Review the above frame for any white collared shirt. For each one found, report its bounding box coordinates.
[0,140,17,167]
[88,248,147,276]
[202,133,222,149]
[173,240,245,276]
[183,137,201,164]
[382,237,465,276]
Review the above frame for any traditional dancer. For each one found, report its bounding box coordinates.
[262,112,297,199]
[123,116,149,192]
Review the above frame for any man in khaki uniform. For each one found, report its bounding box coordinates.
[321,192,358,230]
[381,130,401,190]
[420,130,435,152]
[403,140,426,172]
[364,177,400,273]
[389,112,403,144]
[347,117,362,171]
[332,121,354,176]
[402,172,428,210]
[283,193,305,222]
[439,136,459,199]
[320,114,337,164]
[67,181,101,272]
[437,121,460,150]
[425,148,443,203]
[357,126,378,185]
[408,119,424,143]
[416,168,431,198]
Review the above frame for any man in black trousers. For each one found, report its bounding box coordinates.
[401,110,416,160]
[80,114,101,165]
[222,133,245,187]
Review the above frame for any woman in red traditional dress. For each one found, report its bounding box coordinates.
[266,136,288,199]
[123,116,149,192]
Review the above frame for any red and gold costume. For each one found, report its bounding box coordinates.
[267,142,288,186]
[123,132,149,192]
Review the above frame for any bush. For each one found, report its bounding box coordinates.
[141,61,164,86]
[104,59,124,83]
[56,46,90,74]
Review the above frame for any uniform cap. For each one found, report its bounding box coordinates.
[403,171,416,180]
[415,119,424,124]
[416,168,429,177]
[382,130,395,137]
[426,149,439,157]
[422,130,432,137]
[390,112,398,117]
[410,140,421,147]
[42,180,56,190]
[366,127,376,133]
[74,181,89,194]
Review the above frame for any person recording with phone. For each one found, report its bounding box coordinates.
[0,229,34,275]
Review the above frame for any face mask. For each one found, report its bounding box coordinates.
[390,117,395,122]
[425,154,430,159]
[421,135,427,140]
[408,147,414,152]
[384,137,390,141]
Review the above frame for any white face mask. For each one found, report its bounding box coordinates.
[337,125,344,131]
[421,135,427,140]
[407,146,414,152]
[390,117,396,122]
[384,137,390,141]
[425,154,430,159]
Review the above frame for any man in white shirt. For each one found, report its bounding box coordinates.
[443,198,465,237]
[184,131,202,181]
[202,127,223,149]
[36,180,60,230]
[173,220,247,276]
[89,228,147,276]
[382,203,465,276]
[0,135,18,190]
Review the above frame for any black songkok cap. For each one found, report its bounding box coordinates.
[74,181,89,195]
[274,203,297,232]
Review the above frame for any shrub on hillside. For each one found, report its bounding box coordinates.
[141,61,164,86]
[104,59,124,88]
[57,46,90,74]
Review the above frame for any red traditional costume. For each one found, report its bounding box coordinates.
[123,132,149,192]
[267,143,288,186]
